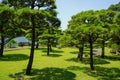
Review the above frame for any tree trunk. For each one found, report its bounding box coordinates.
[36,41,39,49]
[26,16,35,75]
[0,36,5,57]
[89,40,94,70]
[10,43,12,48]
[47,44,50,56]
[101,40,105,58]
[47,38,50,56]
[78,47,84,61]
[50,44,52,52]
[77,42,84,61]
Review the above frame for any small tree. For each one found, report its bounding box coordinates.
[7,39,17,48]
[40,15,61,56]
[67,11,89,61]
[65,27,86,61]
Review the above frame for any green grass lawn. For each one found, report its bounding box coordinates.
[0,47,120,80]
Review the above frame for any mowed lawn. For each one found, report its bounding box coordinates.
[0,47,120,80]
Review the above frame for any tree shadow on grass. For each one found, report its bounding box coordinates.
[42,49,64,54]
[35,48,46,51]
[42,54,62,57]
[9,67,76,80]
[81,57,110,65]
[0,54,29,61]
[66,57,110,65]
[67,66,82,71]
[66,57,79,62]
[105,55,120,61]
[35,48,63,53]
[70,51,89,55]
[82,66,120,80]
[67,66,120,80]
[70,51,78,54]
[51,50,64,53]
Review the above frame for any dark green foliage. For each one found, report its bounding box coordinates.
[1,0,56,10]
[108,2,120,53]
[108,2,120,11]
[0,4,17,57]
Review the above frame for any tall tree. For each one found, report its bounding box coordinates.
[108,2,120,53]
[67,10,102,70]
[67,22,86,61]
[25,13,48,49]
[0,4,16,57]
[17,8,51,75]
[3,0,58,75]
[81,11,102,70]
[112,13,120,51]
[97,10,116,58]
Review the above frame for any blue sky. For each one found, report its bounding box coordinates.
[56,0,120,30]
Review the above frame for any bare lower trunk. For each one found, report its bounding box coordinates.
[77,47,84,61]
[47,44,50,56]
[101,40,105,58]
[0,37,5,57]
[47,38,50,56]
[36,41,39,49]
[89,41,94,70]
[50,45,52,52]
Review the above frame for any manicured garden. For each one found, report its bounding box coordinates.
[0,47,120,80]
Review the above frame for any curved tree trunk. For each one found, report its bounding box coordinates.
[26,15,35,75]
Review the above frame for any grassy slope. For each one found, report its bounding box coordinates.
[0,47,120,80]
